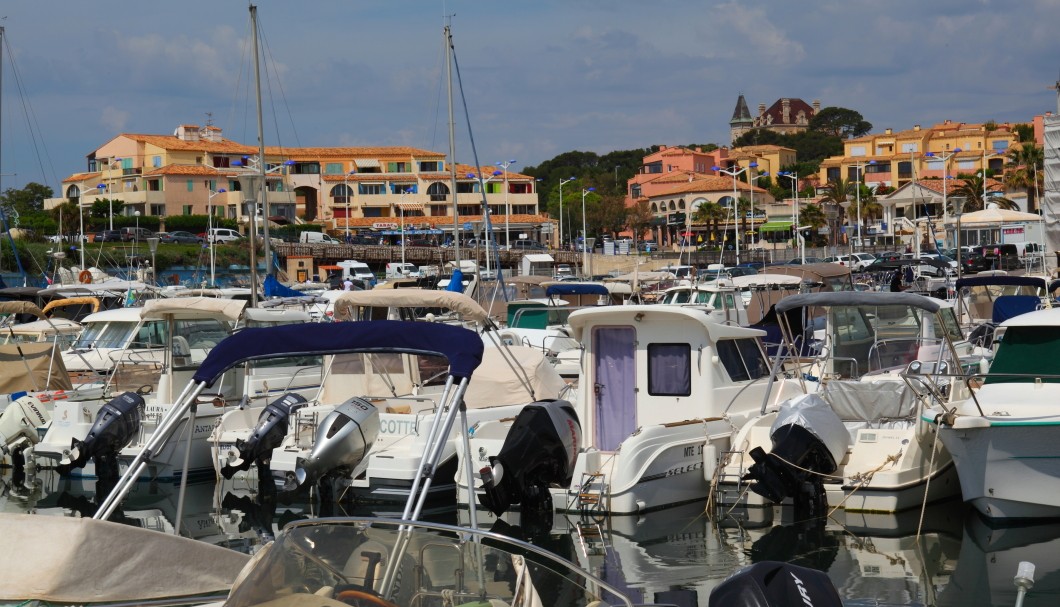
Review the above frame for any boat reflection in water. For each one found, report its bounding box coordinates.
[5,467,1060,607]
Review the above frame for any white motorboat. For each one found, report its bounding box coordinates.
[924,306,1060,519]
[213,289,570,505]
[715,291,976,516]
[459,304,808,515]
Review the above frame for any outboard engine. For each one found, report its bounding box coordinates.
[479,400,580,531]
[0,393,50,456]
[708,561,842,607]
[58,392,144,479]
[221,393,307,480]
[742,394,850,521]
[293,397,380,490]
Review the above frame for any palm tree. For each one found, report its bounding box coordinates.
[798,203,827,246]
[818,177,851,246]
[948,175,1018,213]
[1006,143,1044,212]
[692,200,726,245]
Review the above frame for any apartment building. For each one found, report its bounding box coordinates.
[44,124,544,243]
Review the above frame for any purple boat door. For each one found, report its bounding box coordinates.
[592,326,636,451]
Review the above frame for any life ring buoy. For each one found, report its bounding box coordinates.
[78,270,93,284]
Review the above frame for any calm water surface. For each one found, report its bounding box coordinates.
[2,467,1058,607]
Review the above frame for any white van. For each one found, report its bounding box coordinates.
[300,231,340,244]
[336,260,376,286]
[207,228,241,244]
[386,262,420,279]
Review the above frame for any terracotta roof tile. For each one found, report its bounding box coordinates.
[652,175,767,197]
[63,171,102,183]
[336,213,551,228]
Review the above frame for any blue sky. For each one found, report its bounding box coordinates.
[2,1,1059,194]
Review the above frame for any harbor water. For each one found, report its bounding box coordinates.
[2,467,1057,606]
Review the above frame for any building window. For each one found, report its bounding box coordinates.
[182,205,193,215]
[363,207,382,217]
[387,162,409,173]
[992,140,1009,151]
[212,156,231,168]
[958,160,975,170]
[152,156,162,168]
[331,184,353,203]
[826,167,841,182]
[150,204,166,216]
[645,161,662,174]
[901,142,918,153]
[427,182,450,202]
[148,179,161,191]
[647,343,691,396]
[419,161,442,172]
[186,180,194,192]
[850,146,866,156]
[359,183,384,195]
[631,184,642,198]
[897,162,912,179]
[325,163,344,175]
[865,163,890,174]
[289,162,321,175]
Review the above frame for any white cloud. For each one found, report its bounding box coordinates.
[100,106,130,132]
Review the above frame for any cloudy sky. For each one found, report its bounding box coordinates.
[2,1,1059,194]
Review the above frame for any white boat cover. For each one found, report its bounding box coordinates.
[139,297,248,321]
[464,344,567,407]
[331,289,489,324]
[0,513,249,603]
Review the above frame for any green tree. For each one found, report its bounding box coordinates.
[799,202,828,246]
[818,178,852,245]
[808,107,873,139]
[1013,123,1035,143]
[590,194,629,237]
[626,200,653,242]
[949,175,1018,212]
[692,200,726,243]
[1006,142,1044,212]
[90,198,126,221]
[0,182,53,215]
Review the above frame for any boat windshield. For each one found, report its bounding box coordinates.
[985,326,1060,384]
[72,320,138,350]
[225,518,633,607]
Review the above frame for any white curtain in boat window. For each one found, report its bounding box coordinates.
[647,343,691,396]
[593,326,636,451]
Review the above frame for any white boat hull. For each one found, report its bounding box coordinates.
[939,420,1060,519]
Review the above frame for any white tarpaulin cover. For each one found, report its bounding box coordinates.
[0,513,249,603]
[1043,114,1060,263]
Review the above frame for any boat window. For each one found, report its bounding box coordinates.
[985,326,1060,384]
[73,320,137,349]
[722,293,736,309]
[695,291,713,305]
[823,275,854,292]
[934,308,964,342]
[647,343,691,396]
[717,338,769,382]
[175,319,231,349]
[134,320,167,348]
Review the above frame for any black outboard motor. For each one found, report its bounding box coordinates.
[742,394,849,521]
[479,400,580,531]
[221,393,307,481]
[708,561,842,607]
[58,392,144,479]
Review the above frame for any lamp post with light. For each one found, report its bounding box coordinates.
[496,160,516,248]
[207,188,226,287]
[851,160,877,252]
[559,176,576,250]
[924,149,961,247]
[712,163,757,265]
[343,169,356,238]
[147,237,159,286]
[778,172,804,263]
[748,171,769,252]
[581,187,595,277]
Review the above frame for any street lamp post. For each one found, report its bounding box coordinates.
[95,183,111,231]
[343,169,356,239]
[712,163,757,265]
[559,177,576,249]
[496,160,516,248]
[749,171,769,254]
[147,237,159,286]
[581,187,595,277]
[778,172,803,262]
[851,160,877,252]
[207,188,226,287]
[924,149,962,248]
[398,189,411,270]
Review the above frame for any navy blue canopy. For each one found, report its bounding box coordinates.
[955,275,1047,290]
[192,320,484,387]
[546,283,609,297]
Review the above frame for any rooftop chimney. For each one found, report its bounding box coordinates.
[914,124,921,131]
[885,128,892,135]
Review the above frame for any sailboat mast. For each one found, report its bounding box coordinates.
[252,6,270,281]
[446,24,460,263]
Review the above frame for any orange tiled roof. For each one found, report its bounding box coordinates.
[144,164,229,177]
[274,146,443,159]
[122,133,257,154]
[63,171,102,183]
[915,177,1004,195]
[652,176,767,197]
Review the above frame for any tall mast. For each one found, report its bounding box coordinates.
[252,5,270,283]
[446,24,460,264]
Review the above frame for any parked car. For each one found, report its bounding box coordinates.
[980,244,1020,270]
[509,239,547,251]
[823,253,875,271]
[205,227,241,244]
[94,229,122,243]
[120,227,155,242]
[160,230,205,245]
[959,252,993,274]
